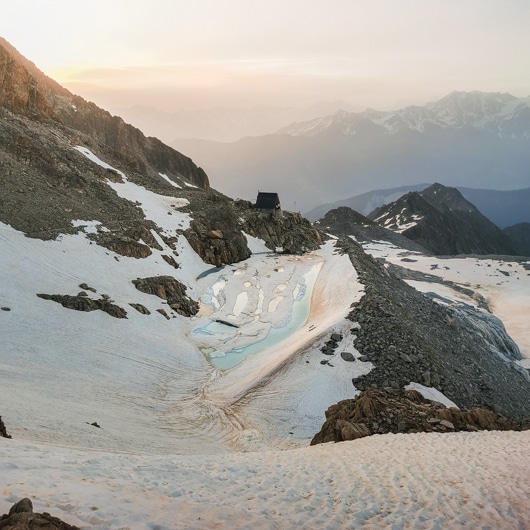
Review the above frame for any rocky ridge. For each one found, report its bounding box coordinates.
[314,206,430,254]
[331,237,530,421]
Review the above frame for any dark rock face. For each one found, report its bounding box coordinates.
[181,195,324,266]
[335,237,530,421]
[311,388,524,445]
[0,498,80,529]
[504,222,530,256]
[0,416,11,438]
[36,293,127,319]
[132,276,199,317]
[368,183,518,255]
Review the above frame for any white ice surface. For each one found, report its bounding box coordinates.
[405,382,460,409]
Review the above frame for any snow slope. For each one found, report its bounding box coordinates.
[1,432,529,529]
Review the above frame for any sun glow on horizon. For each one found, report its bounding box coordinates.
[2,0,530,113]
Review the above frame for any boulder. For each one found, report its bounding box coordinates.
[36,293,127,319]
[0,498,80,529]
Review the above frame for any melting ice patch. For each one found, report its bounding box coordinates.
[159,172,182,189]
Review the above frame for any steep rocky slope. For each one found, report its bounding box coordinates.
[314,206,430,254]
[504,222,530,256]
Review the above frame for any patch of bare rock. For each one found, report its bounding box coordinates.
[311,388,528,445]
[0,498,79,530]
[36,293,127,319]
[0,416,11,439]
[132,276,199,316]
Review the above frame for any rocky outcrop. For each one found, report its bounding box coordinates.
[183,195,251,266]
[98,236,153,259]
[311,388,524,445]
[0,37,64,119]
[0,416,11,439]
[129,303,151,315]
[132,276,199,317]
[36,293,127,319]
[237,200,324,255]
[0,498,80,529]
[182,194,325,266]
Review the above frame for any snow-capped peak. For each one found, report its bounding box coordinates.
[276,91,530,138]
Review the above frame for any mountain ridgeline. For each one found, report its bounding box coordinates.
[315,183,529,257]
[367,183,520,256]
[174,91,530,214]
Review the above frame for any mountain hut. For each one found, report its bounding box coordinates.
[255,192,281,216]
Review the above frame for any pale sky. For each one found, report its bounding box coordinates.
[2,0,530,112]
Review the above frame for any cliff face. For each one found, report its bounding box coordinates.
[0,37,208,190]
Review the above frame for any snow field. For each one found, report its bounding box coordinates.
[2,431,529,529]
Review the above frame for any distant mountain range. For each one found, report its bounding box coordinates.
[174,91,530,215]
[112,100,356,143]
